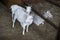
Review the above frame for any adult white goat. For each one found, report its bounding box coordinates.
[10,5,33,35]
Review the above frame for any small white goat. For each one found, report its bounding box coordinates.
[22,15,33,34]
[33,14,44,26]
[11,5,33,35]
[43,10,53,19]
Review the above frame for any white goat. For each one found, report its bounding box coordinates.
[43,10,53,19]
[10,5,33,35]
[26,15,33,32]
[33,14,44,26]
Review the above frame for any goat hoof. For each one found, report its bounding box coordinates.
[23,33,24,35]
[12,26,14,28]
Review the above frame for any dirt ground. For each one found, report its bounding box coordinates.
[0,1,60,40]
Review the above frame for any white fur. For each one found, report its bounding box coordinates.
[33,14,44,26]
[43,11,53,19]
[10,5,26,21]
[11,5,46,35]
[26,6,32,15]
[11,5,33,35]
